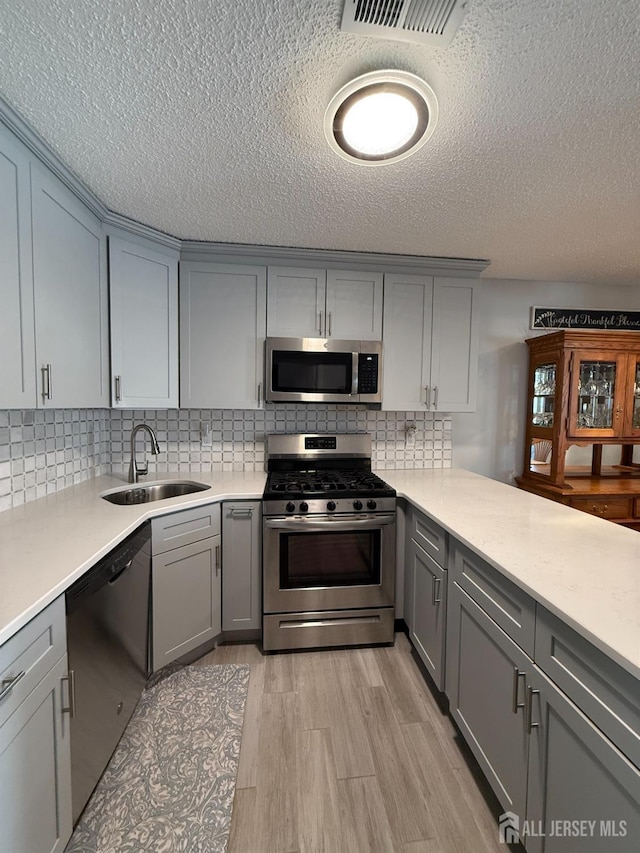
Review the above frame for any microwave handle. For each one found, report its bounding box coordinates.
[351,351,359,396]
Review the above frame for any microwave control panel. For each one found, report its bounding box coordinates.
[358,353,379,394]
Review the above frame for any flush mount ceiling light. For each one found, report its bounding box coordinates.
[324,70,438,166]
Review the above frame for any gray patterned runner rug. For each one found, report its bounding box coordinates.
[66,663,250,853]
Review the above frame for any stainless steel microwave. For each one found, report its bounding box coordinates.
[265,337,382,404]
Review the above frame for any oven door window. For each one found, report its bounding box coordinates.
[280,529,381,588]
[272,350,352,394]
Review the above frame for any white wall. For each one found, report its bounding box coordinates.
[452,279,640,483]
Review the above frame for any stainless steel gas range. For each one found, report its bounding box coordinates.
[262,433,396,652]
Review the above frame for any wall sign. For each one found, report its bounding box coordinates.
[530,307,640,331]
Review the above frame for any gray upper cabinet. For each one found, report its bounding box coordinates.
[109,235,179,409]
[180,262,267,409]
[31,163,109,408]
[0,125,36,408]
[382,274,479,412]
[267,266,383,340]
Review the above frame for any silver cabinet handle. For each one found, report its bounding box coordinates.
[0,670,26,701]
[257,382,262,408]
[327,312,332,336]
[41,364,52,402]
[432,575,442,605]
[433,386,439,410]
[230,508,253,518]
[215,544,220,576]
[114,375,122,402]
[318,311,324,336]
[424,385,430,407]
[61,669,76,717]
[526,685,540,733]
[512,667,526,714]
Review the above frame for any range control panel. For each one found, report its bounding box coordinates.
[305,436,337,450]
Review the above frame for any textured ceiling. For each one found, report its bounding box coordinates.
[0,0,639,284]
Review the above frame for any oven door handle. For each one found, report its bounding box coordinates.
[264,514,396,531]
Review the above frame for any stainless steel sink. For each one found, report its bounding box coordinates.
[101,480,211,505]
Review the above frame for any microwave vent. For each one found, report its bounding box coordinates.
[340,0,468,47]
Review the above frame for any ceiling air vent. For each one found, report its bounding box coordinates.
[340,0,468,47]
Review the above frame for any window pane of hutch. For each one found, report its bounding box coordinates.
[634,361,640,429]
[576,361,616,429]
[532,363,556,427]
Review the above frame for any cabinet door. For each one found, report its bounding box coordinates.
[382,273,433,410]
[567,350,627,438]
[0,126,36,408]
[410,538,447,690]
[0,654,72,853]
[180,262,266,408]
[31,164,108,408]
[152,534,221,671]
[222,501,261,632]
[267,266,326,337]
[430,277,479,412]
[627,354,640,438]
[325,269,383,340]
[109,236,178,408]
[446,581,531,819]
[525,666,640,853]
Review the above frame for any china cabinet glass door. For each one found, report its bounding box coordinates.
[568,352,626,438]
[629,355,640,437]
[531,362,557,429]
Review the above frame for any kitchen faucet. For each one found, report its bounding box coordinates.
[128,424,160,483]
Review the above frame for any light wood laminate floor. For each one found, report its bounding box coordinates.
[195,634,510,853]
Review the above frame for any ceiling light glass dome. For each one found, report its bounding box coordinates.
[324,70,438,166]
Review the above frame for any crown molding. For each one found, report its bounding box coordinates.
[102,210,182,251]
[179,241,490,276]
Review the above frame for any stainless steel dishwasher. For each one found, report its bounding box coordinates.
[65,522,151,824]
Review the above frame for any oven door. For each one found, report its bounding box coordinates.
[263,513,396,613]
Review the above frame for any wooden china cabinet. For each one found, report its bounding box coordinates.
[516,330,640,529]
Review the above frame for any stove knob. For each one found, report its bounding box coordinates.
[353,499,363,511]
[327,500,336,512]
[367,500,377,510]
[299,501,309,513]
[286,502,295,513]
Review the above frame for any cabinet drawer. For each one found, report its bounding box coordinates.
[0,597,66,728]
[409,506,447,568]
[569,497,631,520]
[152,503,220,554]
[450,541,536,656]
[535,607,640,769]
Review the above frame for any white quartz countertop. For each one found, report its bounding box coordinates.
[1,467,639,681]
[384,468,640,680]
[0,471,266,646]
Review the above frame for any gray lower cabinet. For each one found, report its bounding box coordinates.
[445,539,640,849]
[447,580,532,820]
[525,666,640,853]
[0,598,72,853]
[222,501,261,633]
[404,506,448,690]
[152,505,222,671]
[409,538,447,689]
